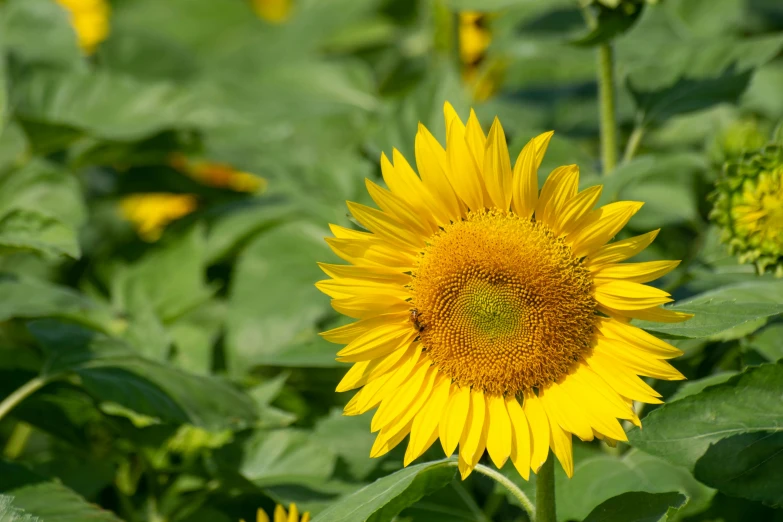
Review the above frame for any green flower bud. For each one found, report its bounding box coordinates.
[710,144,783,276]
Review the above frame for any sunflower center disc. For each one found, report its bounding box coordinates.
[412,209,596,396]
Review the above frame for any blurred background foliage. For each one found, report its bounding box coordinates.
[0,0,783,521]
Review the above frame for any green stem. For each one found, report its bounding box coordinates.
[0,376,48,423]
[598,42,618,175]
[3,422,32,459]
[536,455,557,522]
[623,125,645,163]
[473,463,536,521]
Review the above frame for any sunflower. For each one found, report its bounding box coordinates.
[54,0,110,54]
[317,103,689,480]
[242,504,309,522]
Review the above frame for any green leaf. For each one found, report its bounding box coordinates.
[571,4,643,47]
[629,361,783,471]
[635,281,783,338]
[2,0,84,68]
[312,460,456,522]
[29,320,258,431]
[112,225,216,323]
[226,222,333,374]
[5,481,122,522]
[12,69,229,141]
[0,209,79,259]
[618,4,783,124]
[0,274,119,333]
[0,495,38,522]
[694,431,783,507]
[748,323,783,362]
[668,372,737,402]
[583,491,687,522]
[313,409,377,480]
[239,429,335,487]
[555,450,712,521]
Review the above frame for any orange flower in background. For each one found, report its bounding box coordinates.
[54,0,110,54]
[316,103,689,480]
[169,154,267,194]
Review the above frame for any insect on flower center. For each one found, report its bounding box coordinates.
[411,209,596,396]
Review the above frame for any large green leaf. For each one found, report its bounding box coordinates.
[694,431,783,507]
[617,4,783,125]
[313,409,377,480]
[226,222,334,373]
[5,482,122,522]
[0,495,38,522]
[29,320,258,431]
[312,460,456,522]
[635,281,783,338]
[0,274,118,333]
[12,69,229,141]
[0,209,79,259]
[239,429,335,488]
[3,0,84,68]
[112,225,216,323]
[583,491,687,522]
[555,450,712,521]
[629,362,783,472]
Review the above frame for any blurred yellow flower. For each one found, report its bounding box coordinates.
[119,193,198,242]
[317,103,689,480]
[458,12,504,102]
[170,154,267,194]
[54,0,110,54]
[242,503,310,522]
[252,0,292,23]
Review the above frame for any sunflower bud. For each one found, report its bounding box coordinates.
[710,144,783,276]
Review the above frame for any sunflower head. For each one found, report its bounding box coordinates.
[458,12,505,101]
[55,0,110,54]
[242,504,309,522]
[710,143,783,276]
[317,103,689,480]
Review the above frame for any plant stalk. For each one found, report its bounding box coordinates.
[473,463,535,521]
[0,376,48,423]
[598,42,619,174]
[536,455,557,522]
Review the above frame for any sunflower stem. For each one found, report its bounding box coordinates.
[472,463,535,521]
[0,375,48,423]
[536,455,557,522]
[598,42,619,175]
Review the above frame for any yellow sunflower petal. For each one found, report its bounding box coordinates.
[447,112,485,211]
[372,361,432,432]
[555,185,603,237]
[274,505,286,522]
[596,317,683,358]
[585,349,663,404]
[440,385,471,456]
[587,229,660,267]
[458,389,489,478]
[595,336,685,381]
[568,201,645,258]
[549,421,574,478]
[486,393,512,469]
[331,294,410,320]
[257,508,270,522]
[539,383,594,442]
[592,260,680,285]
[365,179,436,237]
[415,124,462,223]
[523,391,550,473]
[511,136,540,219]
[506,396,531,480]
[347,201,423,250]
[483,117,513,210]
[594,280,673,310]
[535,165,579,228]
[466,109,488,168]
[406,374,451,465]
[380,151,437,223]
